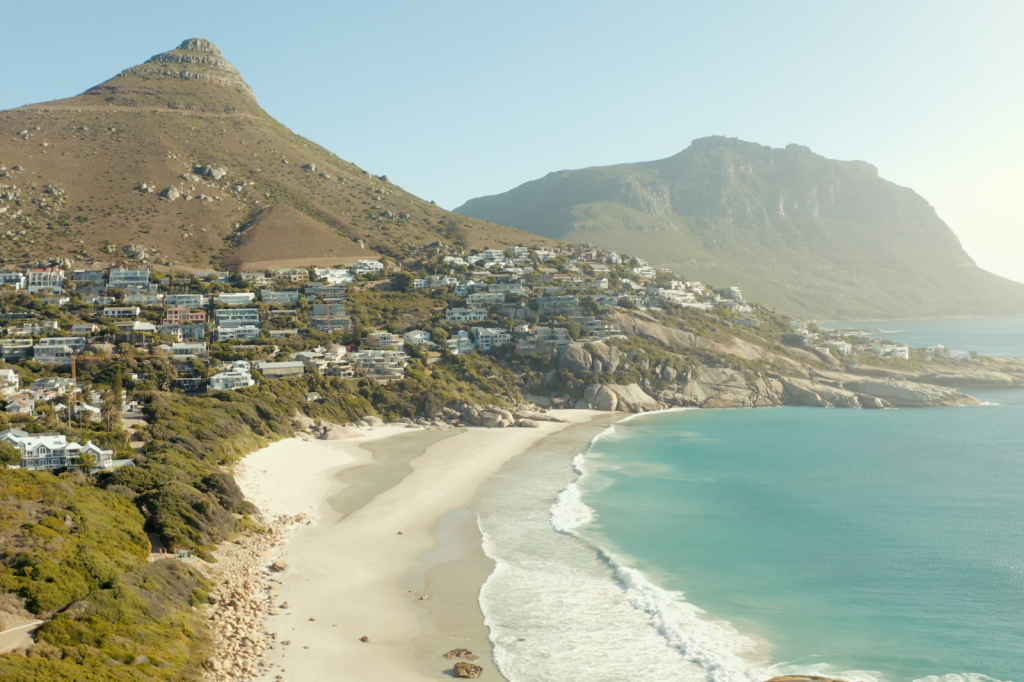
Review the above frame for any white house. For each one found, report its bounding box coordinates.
[217,292,257,306]
[209,361,256,391]
[472,327,511,351]
[0,368,19,397]
[0,428,113,471]
[446,307,486,323]
[352,260,384,275]
[446,330,475,355]
[403,330,431,346]
[27,267,65,293]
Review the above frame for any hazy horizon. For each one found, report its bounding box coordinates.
[4,0,1022,287]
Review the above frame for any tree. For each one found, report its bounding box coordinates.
[0,441,21,469]
[391,272,414,292]
[78,452,97,473]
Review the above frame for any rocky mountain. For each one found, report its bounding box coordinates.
[0,38,556,272]
[456,136,1024,320]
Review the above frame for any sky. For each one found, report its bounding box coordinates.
[3,0,1022,283]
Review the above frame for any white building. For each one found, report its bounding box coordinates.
[446,307,487,323]
[27,267,65,293]
[0,272,26,290]
[314,267,355,285]
[0,428,113,471]
[472,327,511,351]
[403,330,431,345]
[353,260,384,275]
[209,361,256,391]
[217,292,257,306]
[164,293,210,307]
[0,368,19,397]
[446,330,475,355]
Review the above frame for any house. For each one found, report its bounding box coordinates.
[0,339,33,361]
[254,361,305,378]
[103,306,141,319]
[446,308,486,323]
[454,280,486,297]
[217,292,257,306]
[305,283,348,297]
[164,293,209,307]
[123,293,164,307]
[364,331,405,348]
[27,267,64,293]
[466,292,505,308]
[160,324,206,341]
[108,267,150,289]
[39,297,70,307]
[310,301,350,332]
[163,307,207,325]
[352,259,384,275]
[446,330,475,355]
[268,329,299,338]
[82,294,116,306]
[114,321,157,333]
[403,330,431,346]
[347,349,409,381]
[172,377,206,394]
[0,428,113,471]
[0,272,27,289]
[0,369,19,397]
[510,246,529,258]
[5,397,35,415]
[216,325,261,342]
[536,295,579,310]
[13,321,60,336]
[214,308,261,328]
[515,326,571,354]
[261,290,300,306]
[717,286,743,301]
[472,327,511,351]
[240,271,273,287]
[313,267,354,285]
[70,323,100,336]
[34,337,87,364]
[273,268,310,283]
[160,342,208,360]
[209,361,256,391]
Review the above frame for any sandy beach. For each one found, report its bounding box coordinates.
[233,410,610,682]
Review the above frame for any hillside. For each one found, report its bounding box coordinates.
[0,38,557,273]
[456,136,1024,320]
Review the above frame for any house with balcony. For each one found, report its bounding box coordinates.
[27,267,64,293]
[159,342,208,360]
[261,290,300,306]
[254,360,305,378]
[163,307,207,325]
[0,429,114,471]
[216,292,256,306]
[108,267,150,290]
[472,327,511,351]
[446,330,475,355]
[403,330,431,346]
[0,272,27,290]
[446,307,487,323]
[103,306,141,319]
[208,361,256,391]
[273,268,309,283]
[164,293,209,308]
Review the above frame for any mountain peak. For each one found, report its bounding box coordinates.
[115,37,256,102]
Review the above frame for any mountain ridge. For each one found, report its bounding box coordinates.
[0,38,557,273]
[456,136,1024,320]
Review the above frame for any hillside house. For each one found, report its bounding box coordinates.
[472,327,511,351]
[254,361,304,378]
[27,267,64,293]
[163,307,207,325]
[446,308,486,323]
[209,361,256,391]
[0,429,113,471]
[274,268,310,283]
[217,292,256,306]
[261,290,300,306]
[103,306,141,319]
[0,368,19,397]
[164,293,209,307]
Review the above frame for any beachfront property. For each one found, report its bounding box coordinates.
[446,307,487,323]
[209,361,256,391]
[261,290,301,306]
[0,428,113,471]
[347,349,409,381]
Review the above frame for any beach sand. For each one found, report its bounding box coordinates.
[235,411,609,682]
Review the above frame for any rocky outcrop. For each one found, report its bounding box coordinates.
[583,383,660,412]
[558,345,592,373]
[676,367,785,408]
[319,425,362,440]
[782,378,865,409]
[586,341,621,372]
[609,312,717,352]
[843,378,978,408]
[916,370,1020,389]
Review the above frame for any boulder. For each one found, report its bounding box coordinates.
[661,366,678,382]
[302,163,318,172]
[361,415,385,427]
[319,425,362,440]
[443,649,479,661]
[480,413,503,428]
[516,419,540,428]
[782,378,861,408]
[195,164,229,180]
[462,412,482,426]
[587,341,621,372]
[453,662,484,678]
[583,384,618,412]
[605,383,660,411]
[558,345,592,373]
[159,186,180,201]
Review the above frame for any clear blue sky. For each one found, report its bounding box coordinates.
[4,0,1022,284]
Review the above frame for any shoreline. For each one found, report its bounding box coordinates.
[231,411,610,682]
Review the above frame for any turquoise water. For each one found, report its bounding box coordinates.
[478,321,1024,682]
[824,317,1024,359]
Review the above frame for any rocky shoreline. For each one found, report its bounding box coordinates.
[201,513,310,682]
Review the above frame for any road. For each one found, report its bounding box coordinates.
[0,620,44,654]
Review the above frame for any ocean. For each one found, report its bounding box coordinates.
[476,319,1024,682]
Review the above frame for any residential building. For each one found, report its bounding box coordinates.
[27,267,64,293]
[214,308,260,328]
[160,324,206,341]
[114,321,157,333]
[217,292,256,306]
[466,292,505,308]
[216,325,261,342]
[0,339,33,361]
[472,327,511,351]
[0,368,19,397]
[14,321,60,336]
[172,377,206,394]
[164,293,209,308]
[348,349,409,381]
[352,259,384,275]
[446,330,475,355]
[160,342,208,360]
[536,295,579,310]
[515,326,571,354]
[123,293,164,307]
[254,361,305,378]
[103,306,141,319]
[82,295,115,306]
[310,301,350,332]
[403,330,431,346]
[108,267,150,289]
[163,307,207,325]
[5,397,34,415]
[70,269,105,286]
[454,280,486,297]
[510,246,530,258]
[209,361,256,391]
[273,268,309,283]
[826,340,852,355]
[240,272,274,287]
[489,283,526,295]
[446,307,487,323]
[314,267,354,285]
[364,331,405,348]
[268,329,299,338]
[261,290,300,306]
[0,272,26,289]
[717,286,743,301]
[0,429,113,470]
[305,283,348,297]
[70,323,99,336]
